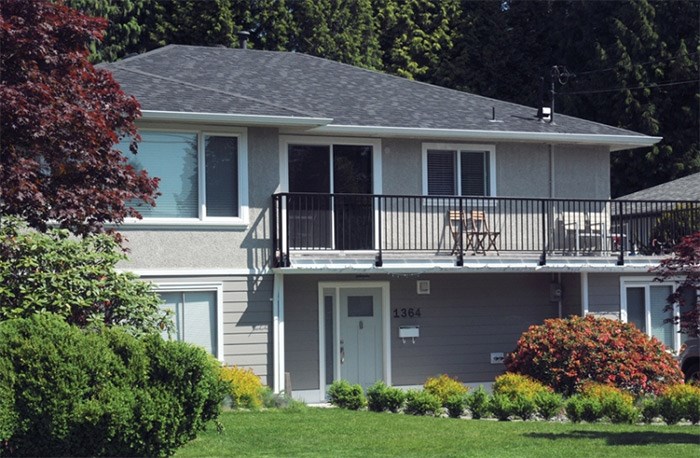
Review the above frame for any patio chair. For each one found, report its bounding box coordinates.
[448,210,466,255]
[467,210,500,255]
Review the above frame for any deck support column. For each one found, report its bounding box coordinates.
[272,273,285,393]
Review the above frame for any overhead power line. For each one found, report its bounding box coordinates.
[559,79,699,95]
[574,52,700,76]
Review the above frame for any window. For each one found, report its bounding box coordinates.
[119,130,247,224]
[156,283,223,359]
[621,279,692,352]
[422,143,495,196]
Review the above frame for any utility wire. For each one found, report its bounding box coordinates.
[558,79,699,95]
[574,52,699,76]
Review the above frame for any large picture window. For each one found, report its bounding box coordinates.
[119,130,247,223]
[422,143,495,197]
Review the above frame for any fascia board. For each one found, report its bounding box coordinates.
[141,110,333,127]
[308,125,662,151]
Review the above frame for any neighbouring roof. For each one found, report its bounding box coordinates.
[101,45,660,149]
[616,172,700,201]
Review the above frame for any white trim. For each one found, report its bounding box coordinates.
[124,268,270,277]
[421,142,497,197]
[119,127,249,227]
[308,125,661,151]
[272,273,285,393]
[619,276,681,352]
[581,272,589,316]
[153,281,225,361]
[141,110,333,127]
[317,281,391,401]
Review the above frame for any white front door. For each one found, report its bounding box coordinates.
[339,287,383,388]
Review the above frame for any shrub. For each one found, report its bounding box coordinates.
[534,391,564,420]
[466,386,491,419]
[505,315,683,395]
[659,384,700,425]
[493,373,552,401]
[0,315,225,457]
[444,394,467,418]
[489,394,514,421]
[404,390,442,416]
[327,380,366,410]
[512,394,537,421]
[366,381,405,413]
[220,365,265,409]
[580,397,604,423]
[565,395,585,423]
[0,219,170,335]
[638,396,660,424]
[262,390,307,411]
[423,374,469,406]
[580,382,637,424]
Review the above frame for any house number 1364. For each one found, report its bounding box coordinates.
[393,307,421,318]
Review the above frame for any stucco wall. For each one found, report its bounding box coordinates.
[119,125,278,271]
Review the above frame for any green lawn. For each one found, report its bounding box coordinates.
[176,408,700,457]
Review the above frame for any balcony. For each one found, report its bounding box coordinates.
[271,193,700,268]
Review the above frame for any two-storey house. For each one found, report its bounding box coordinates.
[103,44,699,403]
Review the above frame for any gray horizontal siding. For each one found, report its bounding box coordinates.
[284,273,561,390]
[143,273,273,385]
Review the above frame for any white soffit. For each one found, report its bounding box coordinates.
[141,110,333,127]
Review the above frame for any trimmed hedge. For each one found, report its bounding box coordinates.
[0,315,226,457]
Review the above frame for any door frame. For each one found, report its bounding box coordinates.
[279,135,383,251]
[317,281,391,400]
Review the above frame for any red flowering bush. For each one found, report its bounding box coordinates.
[504,315,683,395]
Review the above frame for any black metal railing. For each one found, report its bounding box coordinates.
[272,193,700,267]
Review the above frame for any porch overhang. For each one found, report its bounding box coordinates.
[272,255,661,274]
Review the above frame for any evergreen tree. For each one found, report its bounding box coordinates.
[375,0,458,81]
[292,0,382,69]
[230,0,297,51]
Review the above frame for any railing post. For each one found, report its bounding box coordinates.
[457,197,464,266]
[375,196,383,267]
[538,199,547,266]
[271,194,279,268]
[283,193,290,267]
[616,200,625,266]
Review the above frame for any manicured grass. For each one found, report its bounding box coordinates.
[176,408,700,457]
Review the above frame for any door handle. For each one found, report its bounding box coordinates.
[340,346,345,364]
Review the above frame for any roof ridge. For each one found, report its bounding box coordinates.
[114,67,322,118]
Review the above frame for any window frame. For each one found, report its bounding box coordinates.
[421,142,496,197]
[154,282,224,361]
[122,127,248,227]
[619,276,681,353]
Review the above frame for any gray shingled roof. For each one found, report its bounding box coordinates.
[102,45,649,137]
[617,172,700,201]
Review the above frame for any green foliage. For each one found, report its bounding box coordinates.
[505,315,683,395]
[564,395,585,423]
[444,394,467,419]
[658,383,700,425]
[493,373,552,401]
[0,219,170,335]
[534,391,564,420]
[580,382,638,424]
[465,386,490,420]
[580,397,604,423]
[220,365,265,409]
[638,396,660,424]
[511,394,537,421]
[403,390,442,416]
[327,380,366,410]
[0,315,226,457]
[423,374,469,406]
[262,390,307,411]
[489,394,514,421]
[366,381,405,413]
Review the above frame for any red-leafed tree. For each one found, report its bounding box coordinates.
[653,232,700,336]
[0,0,158,239]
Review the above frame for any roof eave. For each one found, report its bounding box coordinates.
[307,125,662,151]
[141,110,334,127]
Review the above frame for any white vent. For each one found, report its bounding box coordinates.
[416,280,430,295]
